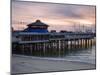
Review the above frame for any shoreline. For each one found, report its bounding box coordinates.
[12,54,95,65]
[11,54,96,74]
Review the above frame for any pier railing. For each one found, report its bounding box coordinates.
[18,32,95,42]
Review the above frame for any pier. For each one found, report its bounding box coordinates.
[12,20,96,57]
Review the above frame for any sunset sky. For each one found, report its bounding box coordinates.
[12,0,96,32]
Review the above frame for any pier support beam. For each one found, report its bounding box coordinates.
[22,44,24,54]
[90,39,93,46]
[74,40,77,48]
[85,39,88,48]
[43,43,46,56]
[77,40,80,47]
[70,40,72,49]
[80,39,83,48]
[30,44,33,55]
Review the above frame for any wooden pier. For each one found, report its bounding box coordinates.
[12,32,95,57]
[12,20,95,57]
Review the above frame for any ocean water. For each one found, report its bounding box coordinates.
[36,42,96,64]
[27,44,96,64]
[14,38,96,65]
[44,39,96,64]
[64,45,96,64]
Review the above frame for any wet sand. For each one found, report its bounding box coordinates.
[11,54,96,74]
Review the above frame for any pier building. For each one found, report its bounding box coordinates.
[12,20,95,57]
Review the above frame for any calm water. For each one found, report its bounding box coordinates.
[64,45,96,64]
[43,39,96,64]
[15,38,96,64]
[35,44,96,64]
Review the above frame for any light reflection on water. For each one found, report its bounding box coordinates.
[64,45,96,64]
[15,38,96,64]
[43,38,96,64]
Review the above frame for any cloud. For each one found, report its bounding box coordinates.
[12,0,96,31]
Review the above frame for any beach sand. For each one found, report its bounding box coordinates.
[11,54,96,74]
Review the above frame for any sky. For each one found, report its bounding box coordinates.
[12,0,96,32]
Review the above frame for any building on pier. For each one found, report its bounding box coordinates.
[24,20,49,33]
[12,20,95,56]
[12,20,50,54]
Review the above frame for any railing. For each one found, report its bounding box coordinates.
[14,32,95,42]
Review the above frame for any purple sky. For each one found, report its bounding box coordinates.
[12,0,96,32]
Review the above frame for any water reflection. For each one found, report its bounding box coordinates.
[30,38,96,58]
[13,38,96,61]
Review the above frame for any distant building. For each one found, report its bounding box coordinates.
[60,30,67,33]
[50,30,56,33]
